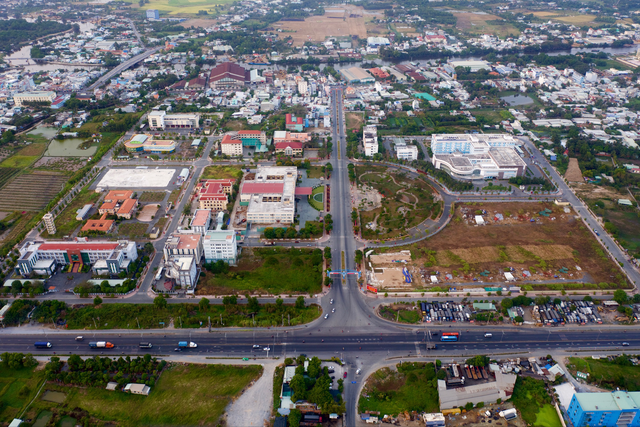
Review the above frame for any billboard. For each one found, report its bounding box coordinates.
[366,285,377,293]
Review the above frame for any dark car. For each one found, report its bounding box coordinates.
[174,348,182,352]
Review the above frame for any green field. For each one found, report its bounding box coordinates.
[510,376,560,426]
[0,358,45,423]
[139,191,166,202]
[140,0,235,15]
[379,306,421,323]
[0,155,38,168]
[51,187,101,238]
[567,356,640,391]
[118,222,149,238]
[359,362,439,416]
[198,247,323,295]
[201,164,243,180]
[306,166,324,179]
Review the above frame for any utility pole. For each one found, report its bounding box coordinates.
[208,316,211,333]
[136,317,140,329]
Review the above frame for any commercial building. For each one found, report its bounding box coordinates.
[241,166,297,224]
[145,9,159,19]
[275,141,303,157]
[363,125,379,157]
[190,209,211,235]
[163,231,203,263]
[431,134,520,155]
[449,60,491,72]
[196,179,234,211]
[367,37,391,47]
[203,230,237,264]
[13,91,56,107]
[43,213,56,235]
[148,111,200,130]
[396,145,419,161]
[273,131,310,144]
[17,239,137,276]
[165,256,197,289]
[568,391,640,427]
[339,67,375,84]
[285,114,304,132]
[124,134,177,154]
[209,62,249,89]
[220,134,243,156]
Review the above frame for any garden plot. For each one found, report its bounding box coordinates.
[97,168,175,189]
[0,172,68,211]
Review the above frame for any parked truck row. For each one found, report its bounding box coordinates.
[420,302,473,323]
[533,300,601,325]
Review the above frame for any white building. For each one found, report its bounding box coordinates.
[43,213,56,235]
[367,37,391,47]
[148,111,200,130]
[165,256,197,289]
[146,9,159,19]
[396,145,419,161]
[163,232,203,262]
[13,91,56,107]
[203,230,237,264]
[298,80,308,95]
[220,134,243,156]
[190,209,211,235]
[241,166,297,224]
[363,125,378,157]
[431,133,520,155]
[432,147,527,180]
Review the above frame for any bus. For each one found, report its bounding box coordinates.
[440,332,459,342]
[515,146,524,157]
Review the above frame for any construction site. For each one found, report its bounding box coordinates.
[365,202,628,292]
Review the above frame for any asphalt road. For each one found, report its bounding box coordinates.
[88,47,161,90]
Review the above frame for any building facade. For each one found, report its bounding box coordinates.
[148,111,200,130]
[396,145,419,161]
[209,62,249,89]
[431,133,520,155]
[203,230,237,264]
[190,209,211,235]
[220,134,243,156]
[163,232,203,262]
[13,91,56,107]
[285,114,304,132]
[568,391,640,427]
[363,125,379,157]
[124,134,176,154]
[43,213,56,235]
[275,141,303,157]
[196,179,234,211]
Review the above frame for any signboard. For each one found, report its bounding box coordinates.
[366,285,378,293]
[576,371,589,379]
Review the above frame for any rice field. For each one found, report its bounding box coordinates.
[0,172,68,211]
[139,0,235,15]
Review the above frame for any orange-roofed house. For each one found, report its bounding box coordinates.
[81,214,115,234]
[116,198,138,219]
[104,190,133,203]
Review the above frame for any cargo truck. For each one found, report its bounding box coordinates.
[34,342,52,349]
[178,341,197,348]
[89,341,114,349]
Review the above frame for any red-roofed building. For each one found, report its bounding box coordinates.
[275,141,303,157]
[369,68,390,79]
[286,114,304,132]
[116,198,138,219]
[81,214,115,234]
[241,182,285,195]
[196,179,234,211]
[220,134,242,156]
[209,62,249,89]
[237,130,266,143]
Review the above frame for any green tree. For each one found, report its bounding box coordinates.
[93,296,102,306]
[154,295,167,309]
[613,289,629,305]
[295,296,305,309]
[199,297,209,311]
[288,409,302,427]
[223,295,238,305]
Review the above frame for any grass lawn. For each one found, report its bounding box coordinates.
[510,376,555,426]
[155,216,168,232]
[118,222,149,238]
[58,364,261,426]
[346,112,364,132]
[201,165,243,180]
[167,190,180,204]
[16,142,48,157]
[535,404,562,427]
[359,362,439,416]
[309,186,324,211]
[51,188,101,238]
[307,165,324,179]
[0,364,46,423]
[380,306,421,323]
[567,357,640,391]
[197,247,323,295]
[139,191,166,202]
[0,155,38,168]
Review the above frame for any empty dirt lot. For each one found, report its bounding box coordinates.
[565,158,584,182]
[274,5,368,45]
[370,202,628,290]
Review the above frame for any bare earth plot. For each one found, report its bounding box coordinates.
[565,158,584,182]
[274,5,367,45]
[453,12,520,38]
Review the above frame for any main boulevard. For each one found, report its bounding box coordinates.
[3,86,640,426]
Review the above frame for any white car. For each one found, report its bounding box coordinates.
[332,308,335,313]
[330,299,334,304]
[324,314,329,319]
[263,347,271,351]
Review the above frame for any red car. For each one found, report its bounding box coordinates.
[343,372,347,379]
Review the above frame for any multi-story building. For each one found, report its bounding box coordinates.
[273,131,310,144]
[285,114,304,132]
[241,166,297,224]
[13,91,56,107]
[190,209,211,235]
[396,145,419,161]
[275,141,303,157]
[220,134,243,156]
[165,256,197,289]
[196,179,234,211]
[124,134,176,154]
[148,111,200,130]
[209,62,249,89]
[146,9,159,19]
[163,232,203,262]
[568,391,640,427]
[17,239,137,276]
[99,191,135,216]
[43,213,56,235]
[363,125,378,157]
[203,230,237,264]
[431,134,519,155]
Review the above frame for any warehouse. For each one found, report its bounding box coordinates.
[339,67,375,84]
[449,60,491,72]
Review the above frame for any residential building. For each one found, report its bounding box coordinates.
[449,60,491,72]
[275,141,303,157]
[163,231,203,262]
[285,114,304,132]
[13,91,56,107]
[148,111,200,130]
[241,166,297,224]
[165,256,197,289]
[196,179,234,211]
[17,239,137,276]
[568,391,640,427]
[363,125,378,157]
[203,230,237,264]
[43,213,56,235]
[209,62,249,89]
[396,145,419,161]
[273,131,310,144]
[124,134,176,154]
[190,209,211,235]
[220,134,243,156]
[124,383,151,395]
[146,9,159,19]
[116,198,138,219]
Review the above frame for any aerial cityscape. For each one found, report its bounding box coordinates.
[0,0,640,426]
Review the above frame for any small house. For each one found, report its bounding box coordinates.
[124,383,150,396]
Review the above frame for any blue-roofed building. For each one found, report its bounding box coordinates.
[567,391,640,427]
